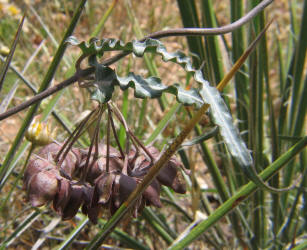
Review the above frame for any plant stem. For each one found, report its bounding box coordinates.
[0,0,274,122]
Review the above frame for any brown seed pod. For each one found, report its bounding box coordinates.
[157,157,186,194]
[61,183,85,220]
[27,170,59,207]
[39,143,81,179]
[23,157,54,189]
[93,172,115,205]
[23,141,187,223]
[113,174,137,209]
[79,144,123,183]
[53,178,71,215]
[143,178,162,208]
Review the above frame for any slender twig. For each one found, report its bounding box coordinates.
[84,109,101,181]
[0,67,94,121]
[55,107,98,163]
[146,0,273,39]
[106,105,111,173]
[107,104,125,159]
[0,0,273,121]
[99,0,274,66]
[81,104,104,181]
[110,102,154,162]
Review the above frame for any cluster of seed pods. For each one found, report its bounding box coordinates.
[23,142,186,224]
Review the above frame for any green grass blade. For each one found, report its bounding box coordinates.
[168,136,307,249]
[142,207,176,244]
[288,0,307,132]
[176,0,205,69]
[145,103,180,145]
[200,0,224,84]
[1,210,41,247]
[249,6,267,247]
[292,74,307,136]
[280,0,307,209]
[278,0,307,137]
[230,0,249,144]
[56,215,89,250]
[91,0,118,37]
[279,153,307,243]
[110,228,150,250]
[0,40,45,113]
[292,240,307,250]
[0,13,25,93]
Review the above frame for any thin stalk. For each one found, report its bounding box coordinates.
[81,104,104,181]
[201,0,224,83]
[108,105,125,159]
[249,7,267,248]
[55,107,98,164]
[288,0,307,130]
[106,105,111,173]
[119,89,129,149]
[144,0,273,39]
[110,102,154,162]
[230,0,249,146]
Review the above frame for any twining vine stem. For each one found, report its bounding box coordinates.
[0,0,273,121]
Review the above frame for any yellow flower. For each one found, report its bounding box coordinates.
[0,44,10,56]
[26,117,56,146]
[8,5,20,16]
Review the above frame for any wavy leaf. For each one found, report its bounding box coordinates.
[68,36,253,174]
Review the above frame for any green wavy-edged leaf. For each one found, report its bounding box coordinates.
[117,73,203,107]
[67,36,254,175]
[89,55,116,103]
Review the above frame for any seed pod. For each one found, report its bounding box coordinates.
[61,183,84,220]
[143,179,162,208]
[113,174,137,209]
[53,178,71,215]
[132,154,151,177]
[157,157,186,194]
[79,144,123,182]
[27,170,59,207]
[84,204,102,224]
[23,158,54,189]
[93,173,115,205]
[39,143,81,179]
